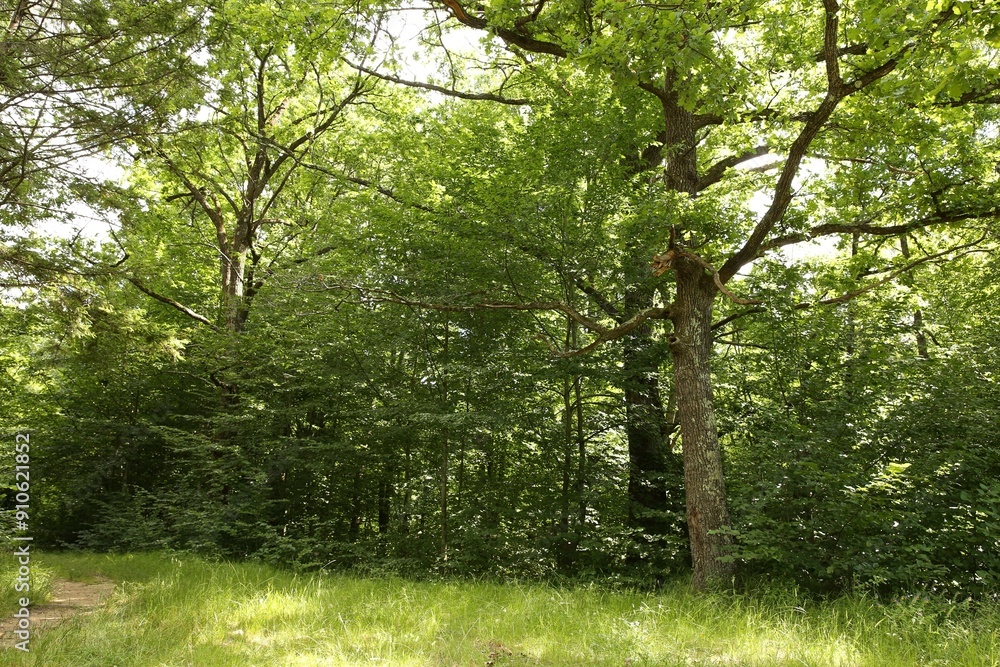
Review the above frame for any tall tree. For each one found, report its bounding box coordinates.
[389,0,1000,588]
[118,1,378,334]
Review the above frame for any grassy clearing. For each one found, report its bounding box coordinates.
[0,552,997,666]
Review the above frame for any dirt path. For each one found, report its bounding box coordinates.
[0,577,116,646]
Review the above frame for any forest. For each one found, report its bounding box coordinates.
[2,0,1000,622]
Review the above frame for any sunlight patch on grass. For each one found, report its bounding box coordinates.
[0,552,997,667]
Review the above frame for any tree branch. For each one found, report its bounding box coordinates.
[302,161,439,214]
[710,234,988,330]
[623,129,668,177]
[318,282,611,335]
[127,277,221,332]
[345,59,530,105]
[805,235,986,307]
[436,0,567,56]
[574,276,624,323]
[808,152,918,176]
[653,247,760,305]
[945,82,1000,107]
[813,42,869,60]
[711,307,766,331]
[718,0,918,283]
[314,281,673,357]
[696,145,770,192]
[539,305,671,357]
[762,208,1000,254]
[265,79,368,179]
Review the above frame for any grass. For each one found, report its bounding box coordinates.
[0,551,997,666]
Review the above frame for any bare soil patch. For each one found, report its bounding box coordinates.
[0,577,115,646]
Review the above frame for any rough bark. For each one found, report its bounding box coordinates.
[223,221,252,333]
[669,256,734,589]
[349,468,363,541]
[440,425,449,562]
[440,322,450,564]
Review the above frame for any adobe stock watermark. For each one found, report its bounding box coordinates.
[11,432,32,652]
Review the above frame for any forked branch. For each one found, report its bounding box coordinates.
[437,0,567,56]
[652,248,761,306]
[762,209,1000,253]
[718,0,931,284]
[539,305,671,357]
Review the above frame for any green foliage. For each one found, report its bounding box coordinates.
[0,0,207,214]
[4,0,1000,598]
[717,249,1000,594]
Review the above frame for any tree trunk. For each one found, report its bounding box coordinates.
[669,256,734,589]
[349,467,363,542]
[900,236,930,359]
[575,374,587,536]
[378,477,391,535]
[623,285,682,538]
[561,373,573,533]
[440,426,448,563]
[440,321,450,565]
[402,435,412,534]
[558,371,574,568]
[623,343,669,528]
[223,220,252,333]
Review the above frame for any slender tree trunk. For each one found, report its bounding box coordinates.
[402,435,412,534]
[483,431,499,534]
[349,467,363,542]
[459,383,470,509]
[623,350,669,528]
[1,1,30,67]
[669,256,733,589]
[913,310,929,359]
[440,427,449,562]
[440,321,450,564]
[899,236,930,359]
[561,374,572,534]
[378,477,391,535]
[575,374,587,534]
[558,369,574,568]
